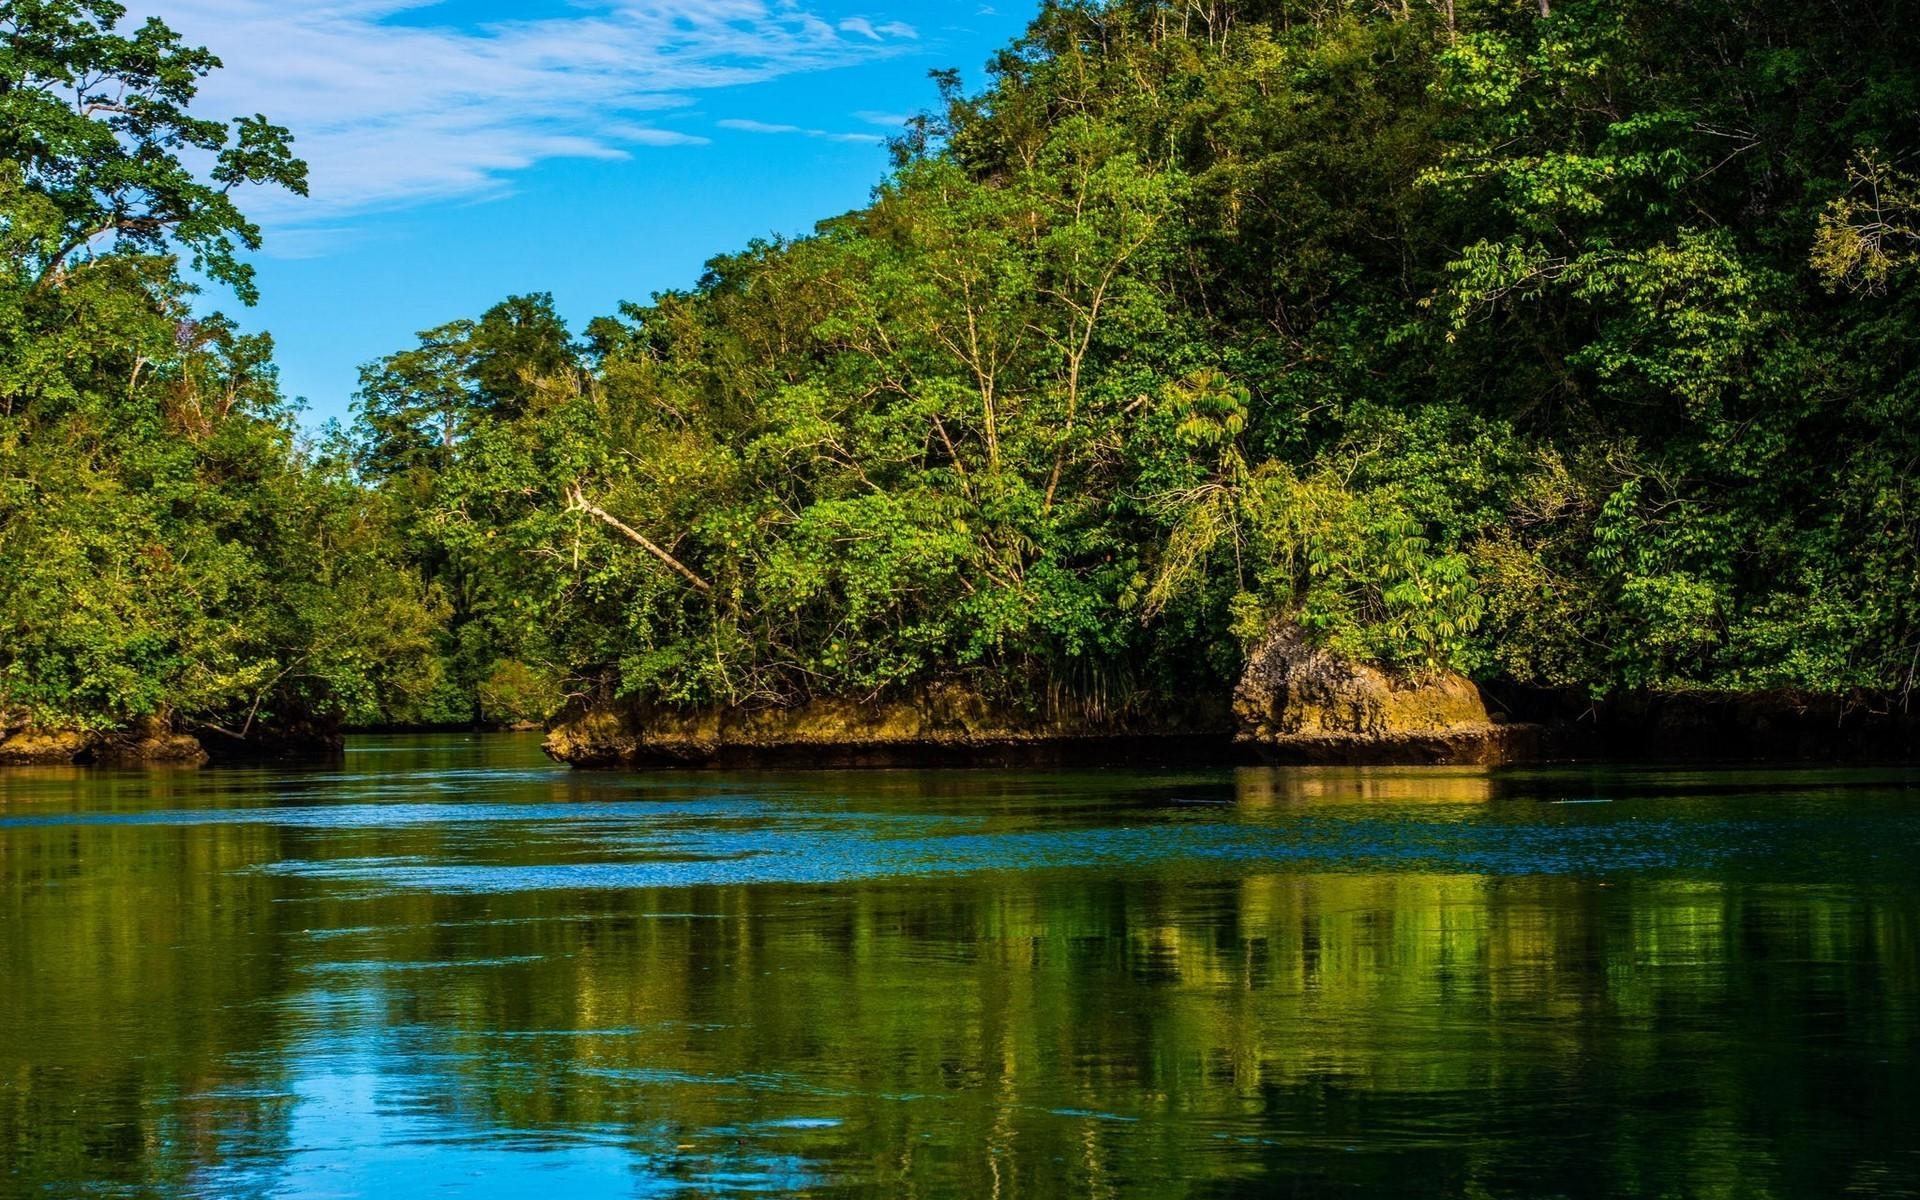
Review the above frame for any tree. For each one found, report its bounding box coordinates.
[355,293,580,481]
[0,1,439,747]
[0,0,307,303]
[348,295,585,722]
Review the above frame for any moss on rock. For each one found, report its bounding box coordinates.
[0,715,208,767]
[0,728,95,766]
[545,685,1232,768]
[1231,625,1545,765]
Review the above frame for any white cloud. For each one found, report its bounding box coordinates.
[718,117,883,144]
[129,0,918,232]
[718,118,808,135]
[837,16,918,40]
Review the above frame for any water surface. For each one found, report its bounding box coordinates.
[2,736,1917,1197]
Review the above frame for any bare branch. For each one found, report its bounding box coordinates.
[564,485,713,593]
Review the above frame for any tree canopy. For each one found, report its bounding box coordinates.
[0,0,435,747]
[351,0,1920,725]
[10,0,1920,749]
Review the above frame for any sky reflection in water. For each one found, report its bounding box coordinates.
[2,736,1917,1197]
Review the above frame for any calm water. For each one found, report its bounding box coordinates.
[2,737,1918,1198]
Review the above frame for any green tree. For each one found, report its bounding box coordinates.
[349,294,583,723]
[0,0,437,748]
[0,0,305,303]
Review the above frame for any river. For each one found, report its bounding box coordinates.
[2,735,1916,1197]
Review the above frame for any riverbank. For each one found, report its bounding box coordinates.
[543,631,1564,770]
[0,718,208,767]
[0,717,360,768]
[0,711,566,767]
[541,685,1238,769]
[542,629,1920,771]
[10,662,1914,773]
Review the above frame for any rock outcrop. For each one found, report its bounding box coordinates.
[0,727,94,766]
[0,716,208,767]
[544,685,1232,768]
[542,630,1571,770]
[94,718,211,766]
[1231,625,1547,764]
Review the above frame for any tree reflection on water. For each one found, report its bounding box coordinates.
[2,739,1915,1197]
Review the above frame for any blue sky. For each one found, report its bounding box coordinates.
[133,0,1038,426]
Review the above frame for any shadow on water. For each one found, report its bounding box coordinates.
[2,735,1917,1197]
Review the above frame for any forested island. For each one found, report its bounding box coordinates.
[4,0,1919,767]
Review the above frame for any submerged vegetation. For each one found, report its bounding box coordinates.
[5,0,1920,752]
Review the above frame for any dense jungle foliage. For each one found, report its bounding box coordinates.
[6,0,1920,743]
[0,0,442,742]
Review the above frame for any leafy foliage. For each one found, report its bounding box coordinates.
[15,0,1920,745]
[0,1,434,742]
[351,0,1920,717]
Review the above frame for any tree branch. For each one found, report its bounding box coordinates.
[565,485,712,593]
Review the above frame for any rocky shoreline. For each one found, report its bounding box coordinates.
[0,717,209,767]
[10,628,1913,771]
[542,626,1572,770]
[0,716,351,768]
[541,625,1920,770]
[1224,625,1562,765]
[541,685,1238,769]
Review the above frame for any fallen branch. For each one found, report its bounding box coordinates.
[564,485,712,593]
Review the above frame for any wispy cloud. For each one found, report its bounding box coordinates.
[718,117,884,144]
[718,119,806,135]
[838,17,916,40]
[130,1,919,231]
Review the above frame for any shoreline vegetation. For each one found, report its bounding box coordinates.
[6,1,1920,770]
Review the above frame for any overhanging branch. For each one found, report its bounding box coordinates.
[564,485,712,593]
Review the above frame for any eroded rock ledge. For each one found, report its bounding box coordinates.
[0,717,208,767]
[1229,625,1554,765]
[543,626,1552,770]
[544,686,1234,769]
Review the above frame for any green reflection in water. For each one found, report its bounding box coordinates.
[2,737,1917,1197]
